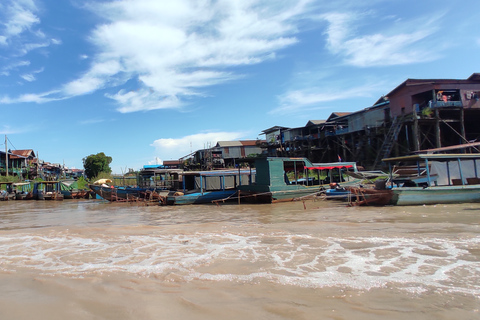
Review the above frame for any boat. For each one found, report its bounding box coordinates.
[236,157,360,203]
[88,184,156,201]
[13,182,33,200]
[347,153,480,206]
[0,182,16,201]
[164,169,255,205]
[32,181,64,200]
[60,180,89,199]
[88,182,168,202]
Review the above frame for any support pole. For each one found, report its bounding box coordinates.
[5,135,8,177]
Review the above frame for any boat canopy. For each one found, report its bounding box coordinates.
[304,162,356,170]
[305,164,354,170]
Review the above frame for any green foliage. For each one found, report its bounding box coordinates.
[91,171,113,183]
[83,152,112,178]
[421,107,433,118]
[0,175,20,183]
[77,176,88,189]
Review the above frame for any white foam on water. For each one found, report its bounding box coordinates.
[1,232,479,295]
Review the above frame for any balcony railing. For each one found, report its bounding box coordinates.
[430,101,463,108]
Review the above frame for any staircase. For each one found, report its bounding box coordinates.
[373,117,403,168]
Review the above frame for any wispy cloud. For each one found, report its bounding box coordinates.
[151,131,248,159]
[19,66,44,82]
[0,90,63,104]
[2,1,40,40]
[78,118,106,125]
[273,81,385,115]
[321,11,441,67]
[3,0,312,111]
[0,0,47,57]
[0,124,32,135]
[20,73,36,82]
[0,60,30,76]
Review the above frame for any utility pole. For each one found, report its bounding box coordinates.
[5,135,8,177]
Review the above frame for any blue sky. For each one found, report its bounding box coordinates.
[1,0,479,173]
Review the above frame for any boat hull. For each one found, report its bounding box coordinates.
[393,185,480,206]
[166,190,237,205]
[349,185,480,206]
[237,185,324,203]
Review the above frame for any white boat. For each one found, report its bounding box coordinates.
[347,154,480,206]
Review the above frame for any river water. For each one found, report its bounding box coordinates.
[0,199,479,319]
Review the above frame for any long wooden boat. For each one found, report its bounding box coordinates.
[0,182,16,201]
[32,181,64,200]
[236,157,360,203]
[88,184,167,202]
[13,182,33,200]
[347,154,480,206]
[165,169,254,205]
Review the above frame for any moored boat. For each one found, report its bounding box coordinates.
[33,181,64,200]
[0,182,16,201]
[13,182,32,200]
[165,169,254,205]
[347,154,480,206]
[236,157,361,203]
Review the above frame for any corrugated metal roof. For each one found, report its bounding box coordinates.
[305,120,326,126]
[387,73,480,97]
[240,140,262,146]
[216,140,263,147]
[163,160,182,165]
[261,126,289,133]
[9,149,35,159]
[216,141,243,147]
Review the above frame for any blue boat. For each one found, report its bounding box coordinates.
[88,184,165,202]
[165,169,255,205]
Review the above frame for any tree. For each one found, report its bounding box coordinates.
[83,152,112,179]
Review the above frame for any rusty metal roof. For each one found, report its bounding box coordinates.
[240,140,263,146]
[9,149,35,159]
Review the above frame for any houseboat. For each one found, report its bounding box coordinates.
[0,182,16,201]
[347,154,480,206]
[236,157,360,203]
[165,169,255,205]
[32,181,64,200]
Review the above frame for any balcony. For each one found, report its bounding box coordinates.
[429,100,463,108]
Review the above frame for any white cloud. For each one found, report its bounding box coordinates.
[50,0,310,112]
[148,157,163,166]
[321,11,440,67]
[18,66,43,82]
[3,2,40,39]
[1,60,30,76]
[273,81,385,115]
[51,38,61,45]
[151,131,247,160]
[20,73,35,82]
[78,118,105,125]
[0,90,63,104]
[0,0,62,61]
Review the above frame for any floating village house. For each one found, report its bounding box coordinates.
[0,149,37,177]
[1,149,72,180]
[185,140,265,170]
[262,73,480,170]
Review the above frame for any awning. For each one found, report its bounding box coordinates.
[305,165,353,170]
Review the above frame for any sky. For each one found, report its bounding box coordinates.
[1,0,480,173]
